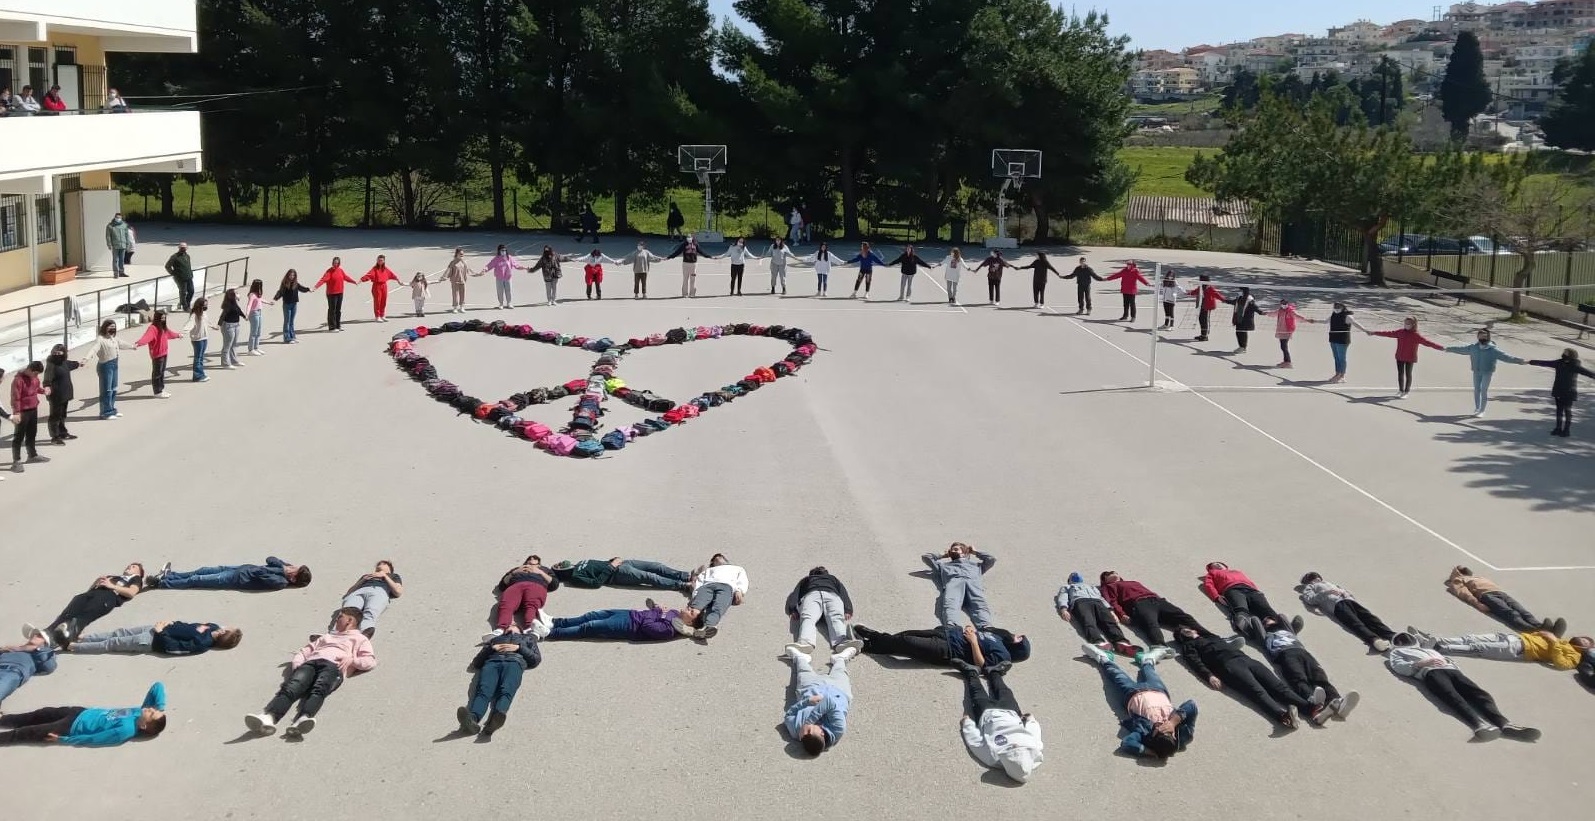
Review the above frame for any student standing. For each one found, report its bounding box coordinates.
[766,238,800,294]
[82,320,132,418]
[1105,261,1150,321]
[1364,316,1444,397]
[1444,328,1524,417]
[579,248,620,299]
[1527,348,1595,437]
[667,202,686,239]
[482,245,524,309]
[180,299,212,383]
[1228,287,1266,353]
[164,242,195,311]
[941,248,970,304]
[1016,252,1059,308]
[806,242,846,297]
[408,273,430,316]
[1065,257,1104,314]
[435,248,477,313]
[8,362,46,472]
[845,242,886,299]
[783,644,856,756]
[244,280,272,355]
[359,255,400,322]
[886,244,935,302]
[1186,275,1225,342]
[972,251,1017,306]
[42,344,80,444]
[1274,300,1299,368]
[619,241,664,299]
[133,310,181,398]
[216,289,245,370]
[1158,272,1180,329]
[457,631,541,738]
[526,246,567,306]
[1300,302,1353,382]
[314,257,356,331]
[244,608,376,739]
[717,237,761,296]
[667,238,701,297]
[274,270,311,343]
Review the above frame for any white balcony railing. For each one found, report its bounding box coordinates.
[0,110,202,193]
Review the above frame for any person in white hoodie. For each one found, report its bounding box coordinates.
[619,241,665,299]
[1158,272,1181,330]
[956,651,1042,783]
[672,553,748,641]
[1384,634,1539,743]
[766,238,801,295]
[941,248,971,305]
[803,243,847,297]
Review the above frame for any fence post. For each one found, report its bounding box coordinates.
[1396,218,1405,263]
[1489,235,1498,287]
[512,190,519,229]
[1565,253,1576,305]
[25,305,33,361]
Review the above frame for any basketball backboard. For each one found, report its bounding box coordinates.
[678,145,728,175]
[991,149,1043,180]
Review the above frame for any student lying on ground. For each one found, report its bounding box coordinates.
[149,557,311,592]
[1404,628,1591,671]
[0,681,165,747]
[785,566,864,655]
[339,560,402,638]
[955,644,1043,783]
[244,608,375,740]
[1298,572,1405,652]
[486,555,559,642]
[854,622,1030,673]
[672,553,749,641]
[1173,625,1329,728]
[457,630,541,738]
[1258,615,1359,719]
[545,599,681,642]
[1445,565,1565,636]
[1082,643,1195,760]
[921,543,997,630]
[57,621,242,655]
[1199,562,1303,641]
[550,557,693,592]
[783,643,857,756]
[28,562,146,648]
[1056,571,1142,657]
[1099,571,1215,649]
[1385,634,1540,742]
[0,635,56,706]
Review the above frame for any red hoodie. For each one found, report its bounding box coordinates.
[1200,567,1256,601]
[1186,284,1225,311]
[1100,579,1159,619]
[360,265,399,290]
[1372,328,1443,363]
[315,266,356,295]
[1105,265,1150,295]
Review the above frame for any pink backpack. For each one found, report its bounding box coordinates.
[519,421,553,441]
[541,433,577,455]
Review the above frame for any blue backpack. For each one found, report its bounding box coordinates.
[571,439,605,458]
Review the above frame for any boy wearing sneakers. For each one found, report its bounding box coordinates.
[782,643,857,755]
[1055,572,1140,657]
[1298,572,1401,652]
[784,566,864,655]
[955,643,1043,783]
[457,630,541,739]
[1083,643,1196,760]
[244,608,376,739]
[1385,634,1540,742]
[1258,615,1359,719]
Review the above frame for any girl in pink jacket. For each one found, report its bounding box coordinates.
[134,310,182,398]
[1274,301,1298,369]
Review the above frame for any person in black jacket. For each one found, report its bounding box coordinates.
[27,564,147,648]
[886,245,936,302]
[1302,302,1354,383]
[41,344,80,444]
[855,622,1031,672]
[1173,626,1328,729]
[785,566,864,654]
[1228,287,1266,354]
[579,205,600,244]
[457,631,541,738]
[274,269,312,344]
[164,243,194,311]
[1527,348,1595,437]
[1016,252,1060,308]
[1063,258,1104,314]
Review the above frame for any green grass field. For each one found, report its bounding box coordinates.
[1129,94,1223,117]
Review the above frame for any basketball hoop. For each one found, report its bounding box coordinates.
[696,171,709,186]
[987,149,1042,250]
[678,145,728,242]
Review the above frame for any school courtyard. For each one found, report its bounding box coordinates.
[1,223,1591,821]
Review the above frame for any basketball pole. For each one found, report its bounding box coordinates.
[702,172,714,237]
[1148,262,1161,389]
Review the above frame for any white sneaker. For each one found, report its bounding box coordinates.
[833,638,864,656]
[832,646,859,663]
[481,629,505,643]
[291,716,316,737]
[1083,642,1114,664]
[789,641,816,654]
[1310,685,1327,707]
[154,391,172,399]
[221,365,234,370]
[196,376,210,383]
[670,617,694,637]
[1332,691,1359,719]
[21,622,46,644]
[245,713,277,736]
[784,644,811,663]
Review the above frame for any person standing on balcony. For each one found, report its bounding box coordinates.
[314,257,356,332]
[105,88,129,113]
[164,243,194,311]
[105,214,132,278]
[41,86,67,113]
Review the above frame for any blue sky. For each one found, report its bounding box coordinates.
[706,1,1442,51]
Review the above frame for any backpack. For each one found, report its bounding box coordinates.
[571,438,605,458]
[518,421,553,441]
[754,367,777,383]
[600,430,627,450]
[680,404,701,419]
[643,417,671,432]
[605,377,625,393]
[666,328,687,344]
[542,433,578,455]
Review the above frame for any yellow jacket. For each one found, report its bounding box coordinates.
[1520,632,1582,671]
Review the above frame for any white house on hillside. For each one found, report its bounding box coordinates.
[0,1,202,294]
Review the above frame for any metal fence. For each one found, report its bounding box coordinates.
[0,257,251,372]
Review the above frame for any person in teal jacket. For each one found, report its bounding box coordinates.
[0,681,166,746]
[1444,328,1524,417]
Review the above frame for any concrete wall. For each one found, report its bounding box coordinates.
[0,245,30,293]
[1125,220,1256,252]
[0,111,203,191]
[0,1,197,41]
[1384,259,1593,324]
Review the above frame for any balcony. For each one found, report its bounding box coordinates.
[0,110,202,194]
[0,0,196,53]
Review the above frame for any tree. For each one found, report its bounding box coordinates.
[1446,159,1595,320]
[1440,31,1490,140]
[1221,67,1262,111]
[1187,92,1463,286]
[1540,46,1595,151]
[448,0,535,228]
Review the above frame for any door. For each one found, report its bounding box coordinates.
[54,64,83,111]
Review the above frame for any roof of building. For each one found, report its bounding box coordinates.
[1126,196,1255,228]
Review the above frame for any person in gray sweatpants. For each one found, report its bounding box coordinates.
[672,554,749,640]
[338,561,403,638]
[922,543,997,629]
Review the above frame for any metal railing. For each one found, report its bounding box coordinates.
[0,257,251,371]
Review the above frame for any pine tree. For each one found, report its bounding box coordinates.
[1540,46,1595,151]
[1440,31,1490,140]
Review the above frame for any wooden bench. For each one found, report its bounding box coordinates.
[420,210,461,229]
[874,222,917,241]
[1577,301,1595,340]
[1425,268,1469,305]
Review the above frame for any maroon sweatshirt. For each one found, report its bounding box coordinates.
[1101,579,1160,619]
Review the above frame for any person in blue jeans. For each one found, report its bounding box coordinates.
[274,269,311,344]
[150,556,311,591]
[549,557,693,592]
[545,600,681,642]
[457,631,541,739]
[1084,643,1196,760]
[0,681,166,747]
[1444,328,1525,417]
[0,635,57,706]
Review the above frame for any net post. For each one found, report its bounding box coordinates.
[1148,263,1161,389]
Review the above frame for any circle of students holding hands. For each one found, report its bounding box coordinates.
[4,542,1592,786]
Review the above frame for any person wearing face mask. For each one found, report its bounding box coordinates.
[104,214,132,278]
[1444,328,1525,417]
[1364,316,1445,397]
[314,257,356,331]
[714,237,762,296]
[41,344,81,445]
[578,248,622,299]
[804,242,847,297]
[1300,302,1354,382]
[765,238,801,295]
[618,241,665,298]
[1227,287,1266,354]
[666,237,701,297]
[1526,348,1595,437]
[525,246,573,306]
[481,245,525,309]
[435,248,479,313]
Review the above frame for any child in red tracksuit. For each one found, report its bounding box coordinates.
[580,250,620,300]
[1186,276,1225,342]
[1105,262,1150,322]
[1364,316,1444,397]
[359,255,401,322]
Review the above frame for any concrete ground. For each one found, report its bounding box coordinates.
[1,224,1592,821]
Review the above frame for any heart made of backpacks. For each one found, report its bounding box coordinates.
[388,321,817,459]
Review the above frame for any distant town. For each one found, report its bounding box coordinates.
[1131,0,1593,120]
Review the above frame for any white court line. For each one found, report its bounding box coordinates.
[1181,385,1542,393]
[1044,306,1594,573]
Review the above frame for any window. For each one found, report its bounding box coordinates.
[0,195,25,252]
[34,196,56,244]
[0,46,15,95]
[27,46,46,93]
